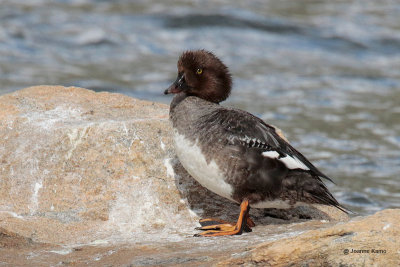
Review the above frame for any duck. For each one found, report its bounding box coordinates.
[164,49,347,237]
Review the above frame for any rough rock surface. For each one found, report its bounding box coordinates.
[0,85,398,266]
[0,85,190,245]
[219,209,400,266]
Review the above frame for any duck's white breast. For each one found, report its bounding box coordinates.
[173,131,234,202]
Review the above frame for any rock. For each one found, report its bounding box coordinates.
[218,209,400,266]
[0,85,344,244]
[0,85,196,245]
[0,227,34,249]
[0,85,396,266]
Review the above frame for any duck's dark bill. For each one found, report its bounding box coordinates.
[164,85,182,94]
[165,72,188,95]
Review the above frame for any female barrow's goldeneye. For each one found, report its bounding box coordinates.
[164,50,347,237]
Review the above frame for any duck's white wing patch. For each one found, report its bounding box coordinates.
[262,151,279,158]
[279,154,310,170]
[262,151,310,170]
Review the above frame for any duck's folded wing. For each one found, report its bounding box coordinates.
[202,108,333,183]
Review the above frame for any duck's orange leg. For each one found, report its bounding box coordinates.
[194,199,253,237]
[198,215,255,229]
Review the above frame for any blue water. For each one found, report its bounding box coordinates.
[1,0,399,215]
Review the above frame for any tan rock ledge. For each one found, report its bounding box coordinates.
[0,85,398,266]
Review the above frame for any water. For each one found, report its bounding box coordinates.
[1,0,399,215]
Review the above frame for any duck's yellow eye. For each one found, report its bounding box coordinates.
[196,68,203,75]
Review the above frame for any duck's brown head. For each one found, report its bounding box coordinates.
[164,50,232,103]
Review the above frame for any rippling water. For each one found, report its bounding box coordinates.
[1,0,399,215]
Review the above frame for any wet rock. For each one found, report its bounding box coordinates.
[0,85,197,245]
[2,85,394,266]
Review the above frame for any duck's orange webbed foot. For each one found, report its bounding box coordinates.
[194,199,253,237]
